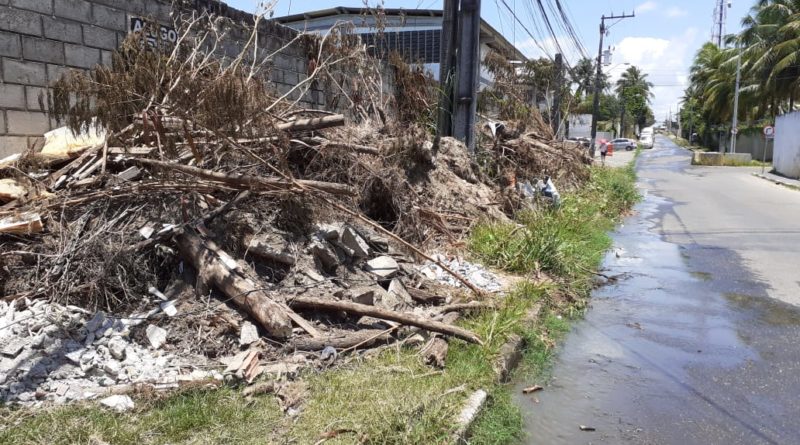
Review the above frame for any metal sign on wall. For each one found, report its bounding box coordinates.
[129,17,178,49]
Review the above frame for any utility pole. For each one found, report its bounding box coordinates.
[436,0,458,142]
[619,86,625,138]
[730,43,742,154]
[591,12,634,157]
[551,53,564,137]
[453,0,482,151]
[436,0,482,152]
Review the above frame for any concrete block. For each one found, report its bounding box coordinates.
[46,63,72,84]
[0,136,29,156]
[0,30,21,57]
[83,25,118,50]
[43,17,83,44]
[93,4,126,32]
[101,49,112,66]
[0,6,42,36]
[65,43,100,69]
[0,83,25,108]
[10,0,53,14]
[3,58,46,85]
[25,86,47,111]
[7,110,50,135]
[93,0,146,15]
[54,0,92,23]
[0,111,5,135]
[22,37,65,64]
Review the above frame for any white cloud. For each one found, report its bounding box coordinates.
[636,1,658,13]
[666,7,688,18]
[610,27,700,121]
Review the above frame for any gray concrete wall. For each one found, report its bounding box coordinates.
[774,111,800,179]
[0,0,336,157]
[719,132,774,161]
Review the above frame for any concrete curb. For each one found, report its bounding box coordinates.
[452,302,544,443]
[752,173,800,191]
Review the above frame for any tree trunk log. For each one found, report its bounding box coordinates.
[288,296,483,345]
[174,231,293,339]
[276,115,345,133]
[287,329,392,351]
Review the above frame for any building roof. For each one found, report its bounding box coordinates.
[273,7,527,62]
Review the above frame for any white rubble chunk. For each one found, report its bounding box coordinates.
[108,337,127,360]
[145,324,167,349]
[100,394,134,412]
[239,321,259,346]
[160,300,178,317]
[366,256,399,279]
[341,226,371,258]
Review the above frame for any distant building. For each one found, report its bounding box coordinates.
[273,7,527,88]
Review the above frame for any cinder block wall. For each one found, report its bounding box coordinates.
[0,0,324,157]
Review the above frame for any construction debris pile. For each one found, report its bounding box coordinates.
[0,13,590,409]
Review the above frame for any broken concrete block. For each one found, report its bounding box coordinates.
[311,241,339,271]
[239,321,259,346]
[341,226,371,258]
[103,359,121,377]
[315,223,343,241]
[366,256,399,279]
[0,338,27,358]
[145,324,167,349]
[247,237,295,265]
[349,287,376,305]
[100,394,134,412]
[387,279,414,307]
[160,300,178,317]
[108,337,126,361]
[85,311,107,333]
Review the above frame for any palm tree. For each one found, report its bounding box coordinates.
[615,66,654,133]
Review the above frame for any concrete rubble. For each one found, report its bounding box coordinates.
[419,255,504,293]
[0,298,218,407]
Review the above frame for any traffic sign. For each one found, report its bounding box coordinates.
[731,127,738,135]
[764,125,775,139]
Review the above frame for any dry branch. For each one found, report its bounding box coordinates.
[288,296,483,345]
[276,115,345,133]
[129,158,355,196]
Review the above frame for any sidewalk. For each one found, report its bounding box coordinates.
[594,147,637,168]
[753,170,800,190]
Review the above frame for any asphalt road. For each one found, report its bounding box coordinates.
[516,136,800,444]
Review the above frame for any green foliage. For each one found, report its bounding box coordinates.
[470,165,639,282]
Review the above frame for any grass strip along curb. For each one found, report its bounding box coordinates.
[0,165,638,445]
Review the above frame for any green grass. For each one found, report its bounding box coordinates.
[1,165,639,445]
[470,165,638,285]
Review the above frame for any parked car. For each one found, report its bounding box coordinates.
[567,137,591,148]
[611,138,637,151]
[640,134,654,148]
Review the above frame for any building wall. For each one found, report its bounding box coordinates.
[0,0,324,157]
[774,111,800,179]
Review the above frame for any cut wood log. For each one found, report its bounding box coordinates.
[0,179,26,202]
[0,212,42,234]
[174,230,293,339]
[287,329,392,351]
[421,337,448,368]
[288,296,483,345]
[276,115,344,133]
[130,158,354,196]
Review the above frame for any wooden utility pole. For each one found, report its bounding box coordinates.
[590,12,634,156]
[436,0,482,152]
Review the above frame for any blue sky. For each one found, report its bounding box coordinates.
[225,0,755,120]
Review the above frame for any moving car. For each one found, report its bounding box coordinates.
[640,134,654,148]
[611,138,637,151]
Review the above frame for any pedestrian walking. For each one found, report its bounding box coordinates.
[599,138,609,166]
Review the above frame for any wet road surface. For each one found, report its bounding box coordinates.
[517,136,800,444]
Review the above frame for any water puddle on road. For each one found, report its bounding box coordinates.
[513,189,800,444]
